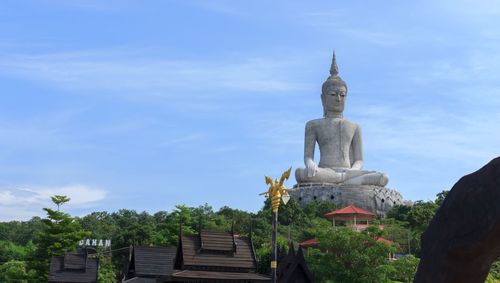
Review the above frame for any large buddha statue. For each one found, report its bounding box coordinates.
[295,52,389,187]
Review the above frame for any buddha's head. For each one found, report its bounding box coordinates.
[321,51,348,116]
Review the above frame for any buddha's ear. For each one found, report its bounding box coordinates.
[320,93,326,116]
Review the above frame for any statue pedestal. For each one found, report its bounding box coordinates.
[289,183,403,216]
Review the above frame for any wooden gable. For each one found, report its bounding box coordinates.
[49,253,98,283]
[123,246,177,282]
[177,230,257,272]
[172,229,270,282]
[277,243,314,283]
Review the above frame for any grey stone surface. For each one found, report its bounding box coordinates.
[289,183,403,215]
[291,51,403,214]
[295,51,388,187]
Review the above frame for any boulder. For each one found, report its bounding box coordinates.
[414,157,500,283]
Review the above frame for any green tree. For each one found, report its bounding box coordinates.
[386,198,440,256]
[32,195,90,281]
[386,205,411,223]
[255,235,289,275]
[0,240,36,262]
[306,227,395,283]
[390,254,419,283]
[485,273,500,283]
[0,217,45,246]
[79,211,118,241]
[303,199,337,219]
[381,219,412,254]
[407,201,438,230]
[51,195,71,211]
[435,190,449,207]
[215,206,254,237]
[98,254,117,283]
[0,260,34,283]
[488,260,500,281]
[300,218,331,241]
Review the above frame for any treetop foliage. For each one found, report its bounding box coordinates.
[1,189,498,283]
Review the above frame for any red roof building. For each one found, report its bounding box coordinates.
[323,204,376,231]
[299,238,320,248]
[375,236,394,246]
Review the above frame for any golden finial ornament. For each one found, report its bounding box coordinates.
[261,167,292,212]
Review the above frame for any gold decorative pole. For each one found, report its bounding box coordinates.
[260,167,292,283]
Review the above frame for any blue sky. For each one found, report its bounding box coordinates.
[1,0,500,220]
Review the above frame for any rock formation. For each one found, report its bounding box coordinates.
[414,157,500,283]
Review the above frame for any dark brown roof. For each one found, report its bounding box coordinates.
[122,277,158,283]
[180,232,257,270]
[277,243,314,283]
[133,246,177,276]
[171,270,270,281]
[63,253,86,269]
[200,230,235,252]
[49,255,98,283]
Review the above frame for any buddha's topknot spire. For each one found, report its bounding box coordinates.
[329,50,339,77]
[322,49,347,94]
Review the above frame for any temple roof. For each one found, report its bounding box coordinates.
[49,253,98,283]
[170,270,270,281]
[122,246,177,282]
[63,253,86,270]
[277,243,314,283]
[133,246,177,277]
[179,231,257,270]
[200,229,235,252]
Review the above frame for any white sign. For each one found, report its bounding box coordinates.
[79,239,111,248]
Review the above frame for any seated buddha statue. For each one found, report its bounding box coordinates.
[295,52,389,187]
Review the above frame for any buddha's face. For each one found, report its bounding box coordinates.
[321,85,347,114]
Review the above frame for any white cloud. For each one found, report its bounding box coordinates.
[355,103,500,166]
[0,51,308,97]
[0,184,107,221]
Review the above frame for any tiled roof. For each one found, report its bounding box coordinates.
[200,229,235,252]
[171,270,270,281]
[134,246,177,276]
[324,205,376,217]
[48,255,98,283]
[375,237,394,245]
[63,253,86,269]
[181,232,256,270]
[299,238,320,248]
